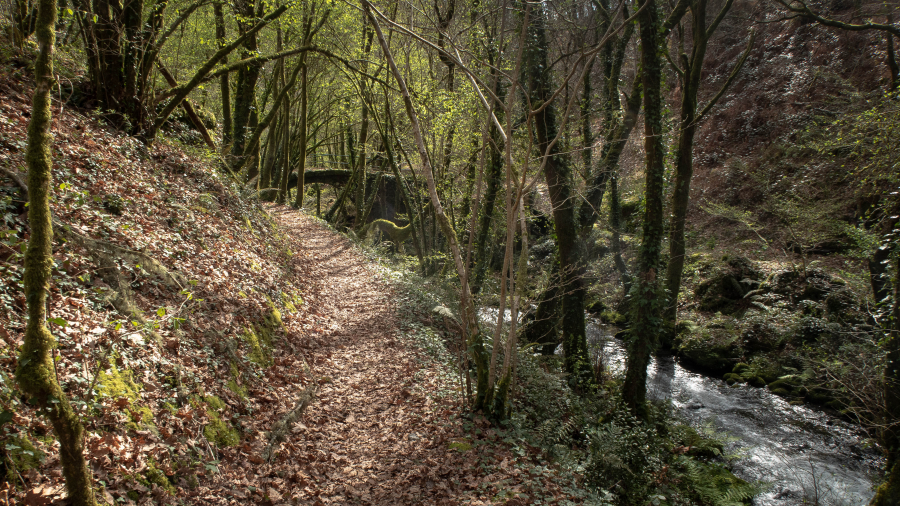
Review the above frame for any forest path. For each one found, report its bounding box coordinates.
[259,207,479,505]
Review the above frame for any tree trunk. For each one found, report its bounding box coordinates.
[525,2,591,389]
[609,171,632,289]
[229,0,264,168]
[17,0,96,502]
[471,90,504,294]
[665,0,745,327]
[576,71,641,234]
[354,22,375,227]
[294,63,309,208]
[664,0,707,324]
[622,0,666,419]
[364,0,479,400]
[872,250,900,505]
[214,1,233,145]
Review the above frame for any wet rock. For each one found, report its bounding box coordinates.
[675,317,740,373]
[694,256,761,314]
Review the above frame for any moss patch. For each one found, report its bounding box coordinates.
[126,405,156,431]
[239,299,284,367]
[202,395,239,447]
[203,413,240,447]
[448,441,472,452]
[95,358,141,402]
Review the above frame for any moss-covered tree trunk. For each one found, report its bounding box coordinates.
[872,249,900,505]
[525,2,592,389]
[622,0,666,419]
[17,0,96,502]
[663,0,707,325]
[354,22,375,227]
[664,0,741,327]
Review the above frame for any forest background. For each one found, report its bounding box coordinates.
[0,0,899,503]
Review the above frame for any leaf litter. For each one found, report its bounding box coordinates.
[0,63,584,505]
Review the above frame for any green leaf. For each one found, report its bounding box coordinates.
[0,409,13,429]
[156,307,166,317]
[47,317,68,327]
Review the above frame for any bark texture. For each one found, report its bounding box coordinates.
[17,0,96,502]
[622,0,666,418]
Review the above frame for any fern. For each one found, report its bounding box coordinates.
[678,456,765,506]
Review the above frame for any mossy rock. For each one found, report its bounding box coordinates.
[739,319,783,352]
[675,322,740,373]
[723,373,743,385]
[746,375,767,388]
[805,387,835,405]
[796,316,838,344]
[770,268,846,303]
[585,298,607,315]
[732,363,751,374]
[599,310,626,325]
[768,376,804,398]
[824,288,861,322]
[694,257,761,314]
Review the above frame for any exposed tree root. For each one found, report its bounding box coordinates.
[262,360,317,463]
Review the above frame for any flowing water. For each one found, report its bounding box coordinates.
[477,308,882,504]
[588,323,881,506]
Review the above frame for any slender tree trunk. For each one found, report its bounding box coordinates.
[665,0,744,327]
[294,62,309,208]
[259,116,279,198]
[664,0,707,324]
[157,63,217,149]
[580,60,594,174]
[17,0,96,502]
[214,1,233,145]
[622,0,667,419]
[471,96,504,294]
[577,72,641,233]
[354,22,375,227]
[609,171,632,288]
[364,0,478,382]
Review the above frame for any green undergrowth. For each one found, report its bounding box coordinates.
[511,350,764,505]
[347,231,761,505]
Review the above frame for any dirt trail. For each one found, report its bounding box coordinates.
[196,207,575,506]
[255,208,477,505]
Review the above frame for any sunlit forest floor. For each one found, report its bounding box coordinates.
[0,62,584,504]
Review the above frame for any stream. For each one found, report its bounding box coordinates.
[587,322,882,506]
